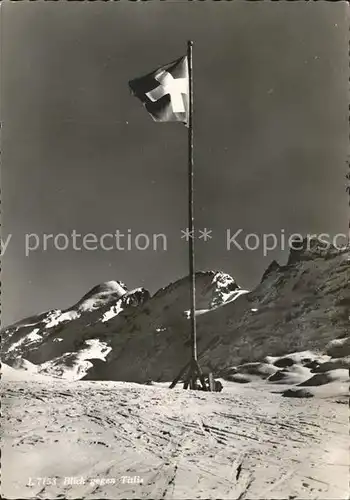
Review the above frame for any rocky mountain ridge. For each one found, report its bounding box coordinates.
[2,240,349,382]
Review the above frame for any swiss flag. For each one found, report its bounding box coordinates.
[129,56,189,124]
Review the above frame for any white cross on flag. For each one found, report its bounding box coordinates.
[129,56,189,124]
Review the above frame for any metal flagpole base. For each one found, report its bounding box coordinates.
[169,358,222,392]
[183,358,208,391]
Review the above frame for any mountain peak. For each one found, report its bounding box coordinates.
[261,260,281,282]
[208,270,245,308]
[70,280,128,312]
[79,280,128,300]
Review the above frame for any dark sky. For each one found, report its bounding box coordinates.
[1,1,349,326]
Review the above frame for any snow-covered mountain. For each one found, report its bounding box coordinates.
[2,239,349,382]
[1,280,150,379]
[1,271,246,380]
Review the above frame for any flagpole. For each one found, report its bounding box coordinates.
[187,40,197,364]
[170,42,211,390]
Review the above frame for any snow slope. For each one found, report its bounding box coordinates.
[2,375,348,499]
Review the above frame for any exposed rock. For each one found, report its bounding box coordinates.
[282,387,314,398]
[273,357,294,368]
[225,373,253,383]
[298,369,350,387]
[313,356,350,373]
[234,362,279,379]
[268,365,312,385]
